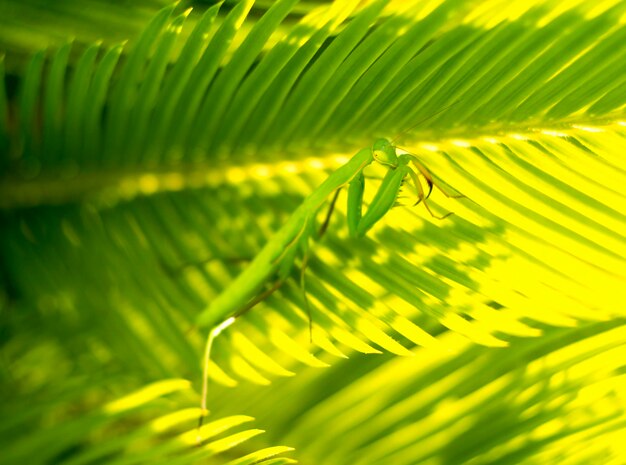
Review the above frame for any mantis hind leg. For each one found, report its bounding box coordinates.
[299,245,313,343]
[317,188,341,239]
[197,279,284,443]
[197,316,235,443]
[301,188,343,341]
[197,221,305,442]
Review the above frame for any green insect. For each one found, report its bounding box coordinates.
[194,138,460,438]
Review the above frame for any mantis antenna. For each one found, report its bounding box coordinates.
[390,99,461,146]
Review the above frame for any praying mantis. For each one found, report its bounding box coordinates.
[194,137,461,437]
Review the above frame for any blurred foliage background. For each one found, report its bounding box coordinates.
[1,0,626,464]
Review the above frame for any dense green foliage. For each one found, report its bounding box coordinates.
[1,1,625,463]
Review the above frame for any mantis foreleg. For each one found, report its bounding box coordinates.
[347,170,365,237]
[410,158,464,199]
[408,168,453,220]
[348,165,409,237]
[408,157,464,219]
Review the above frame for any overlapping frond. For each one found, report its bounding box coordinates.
[228,321,626,465]
[1,0,626,463]
[1,378,292,464]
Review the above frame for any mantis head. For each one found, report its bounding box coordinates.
[372,138,398,168]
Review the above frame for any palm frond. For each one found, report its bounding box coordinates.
[253,321,626,464]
